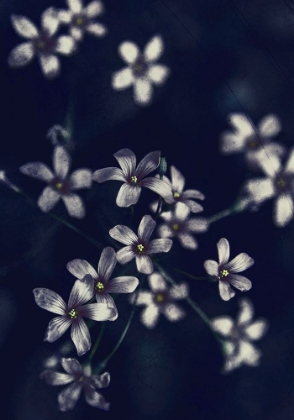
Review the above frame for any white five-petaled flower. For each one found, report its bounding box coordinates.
[244,149,294,227]
[109,215,172,274]
[67,247,139,320]
[129,272,188,329]
[220,113,285,168]
[158,202,209,250]
[41,358,110,411]
[20,145,92,218]
[58,0,107,42]
[92,148,173,207]
[111,35,170,105]
[204,238,254,301]
[33,275,116,356]
[211,298,268,373]
[8,8,76,79]
[150,165,205,213]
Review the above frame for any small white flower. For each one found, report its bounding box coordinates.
[8,8,76,79]
[58,0,107,42]
[211,298,268,373]
[220,113,285,168]
[158,202,209,250]
[204,238,254,301]
[41,358,110,411]
[129,272,188,329]
[20,145,92,218]
[111,35,170,106]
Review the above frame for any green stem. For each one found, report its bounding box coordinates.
[89,323,105,360]
[169,266,207,281]
[207,208,233,224]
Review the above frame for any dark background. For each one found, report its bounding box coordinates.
[1,0,294,419]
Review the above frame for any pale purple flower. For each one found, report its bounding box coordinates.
[204,238,254,301]
[109,215,172,274]
[220,113,285,168]
[244,149,294,227]
[92,148,173,207]
[158,202,209,250]
[41,358,110,411]
[211,298,268,373]
[8,8,76,79]
[150,165,205,213]
[67,247,139,320]
[58,0,107,42]
[20,145,92,218]
[111,35,170,106]
[129,272,188,329]
[33,275,116,356]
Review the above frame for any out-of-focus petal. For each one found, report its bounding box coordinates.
[219,281,235,301]
[20,162,53,181]
[107,276,139,293]
[134,78,152,105]
[244,319,268,340]
[238,340,261,366]
[273,194,294,227]
[184,217,208,233]
[163,303,185,321]
[67,259,98,280]
[33,288,67,315]
[258,114,281,137]
[61,358,82,375]
[11,15,39,39]
[220,132,245,154]
[86,23,107,37]
[62,194,86,219]
[85,389,110,410]
[136,255,153,274]
[183,199,203,213]
[175,202,190,221]
[217,238,230,265]
[144,35,164,62]
[113,148,136,177]
[55,36,76,55]
[58,381,83,411]
[116,246,135,264]
[68,276,94,308]
[41,7,59,36]
[112,68,134,90]
[157,224,173,238]
[227,113,254,137]
[53,146,70,179]
[70,27,83,41]
[39,54,60,79]
[177,233,197,249]
[258,155,281,178]
[92,371,110,388]
[284,148,294,174]
[92,167,125,183]
[148,238,172,253]
[8,42,35,67]
[85,1,104,17]
[116,183,141,207]
[237,298,254,325]
[140,177,173,202]
[38,187,60,212]
[71,317,91,356]
[203,260,219,276]
[228,273,252,291]
[211,316,234,336]
[118,41,139,64]
[148,272,167,291]
[147,64,170,85]
[138,215,156,242]
[140,304,160,328]
[44,316,72,342]
[169,283,189,300]
[41,370,74,385]
[129,290,153,305]
[182,189,205,200]
[98,247,116,281]
[226,252,254,273]
[58,10,71,24]
[109,225,138,245]
[245,178,275,204]
[67,0,83,13]
[69,169,92,189]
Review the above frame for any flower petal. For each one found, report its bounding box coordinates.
[134,78,152,105]
[273,194,294,227]
[69,169,92,189]
[85,1,104,17]
[109,225,138,245]
[163,303,185,322]
[70,27,83,41]
[107,276,139,293]
[68,276,94,308]
[184,199,203,213]
[244,320,268,340]
[33,288,67,315]
[136,255,153,274]
[220,131,245,154]
[19,162,53,181]
[55,36,76,55]
[217,238,230,265]
[53,146,70,179]
[148,238,172,253]
[228,273,252,292]
[58,10,71,24]
[41,7,59,36]
[204,260,219,276]
[92,371,110,388]
[134,151,160,179]
[138,215,156,242]
[86,23,107,37]
[238,340,261,366]
[67,0,83,13]
[175,202,190,220]
[118,41,139,64]
[66,259,98,279]
[169,283,189,300]
[79,303,116,321]
[157,224,173,238]
[62,194,86,219]
[71,317,91,356]
[219,281,235,301]
[116,183,141,207]
[227,113,255,137]
[92,167,125,183]
[186,218,208,232]
[284,148,294,174]
[140,177,173,202]
[144,35,164,62]
[147,64,170,85]
[58,381,83,411]
[226,253,254,273]
[113,148,137,177]
[148,272,167,291]
[85,388,110,410]
[182,189,205,200]
[237,298,254,325]
[177,233,198,250]
[39,54,60,79]
[61,358,83,374]
[44,316,72,342]
[211,316,234,336]
[170,166,185,193]
[111,68,134,90]
[38,186,60,212]
[140,304,160,328]
[8,42,35,67]
[11,15,39,39]
[41,370,74,385]
[245,178,275,204]
[98,247,116,281]
[258,114,281,137]
[116,246,135,264]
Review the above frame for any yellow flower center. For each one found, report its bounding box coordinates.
[131,176,138,184]
[172,223,179,231]
[75,17,84,26]
[173,192,180,198]
[95,282,104,292]
[68,308,79,319]
[276,177,286,188]
[78,376,84,382]
[136,244,145,254]
[55,182,63,191]
[219,269,229,278]
[155,293,165,302]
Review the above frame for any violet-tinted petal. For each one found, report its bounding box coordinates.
[71,317,91,356]
[163,303,185,322]
[177,233,198,250]
[112,68,134,90]
[118,41,139,64]
[44,316,72,342]
[107,276,139,293]
[53,146,70,179]
[140,304,160,328]
[98,247,116,281]
[228,273,252,292]
[184,199,203,213]
[211,316,234,336]
[170,166,185,193]
[92,167,126,183]
[134,79,153,105]
[258,114,281,137]
[55,36,77,55]
[8,42,35,67]
[61,358,83,375]
[129,290,153,305]
[86,23,107,37]
[68,276,94,308]
[182,189,205,200]
[116,246,135,264]
[41,7,59,36]
[41,370,74,385]
[113,148,136,177]
[33,288,67,315]
[116,183,141,207]
[11,15,39,39]
[226,253,254,273]
[79,303,116,321]
[136,255,153,274]
[138,215,156,242]
[273,194,294,227]
[20,162,54,182]
[85,1,104,17]
[109,225,138,245]
[143,35,164,62]
[95,294,118,320]
[39,54,60,79]
[135,151,160,179]
[148,272,167,291]
[58,381,83,411]
[219,281,235,301]
[244,320,268,340]
[92,371,110,388]
[237,298,254,326]
[85,388,110,410]
[169,283,189,300]
[203,260,219,276]
[140,177,173,202]
[38,186,60,212]
[217,238,230,265]
[148,238,172,253]
[67,259,98,280]
[62,194,86,219]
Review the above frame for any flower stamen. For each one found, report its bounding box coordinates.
[68,308,79,319]
[136,244,145,254]
[219,269,229,278]
[95,281,105,292]
[131,175,138,184]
